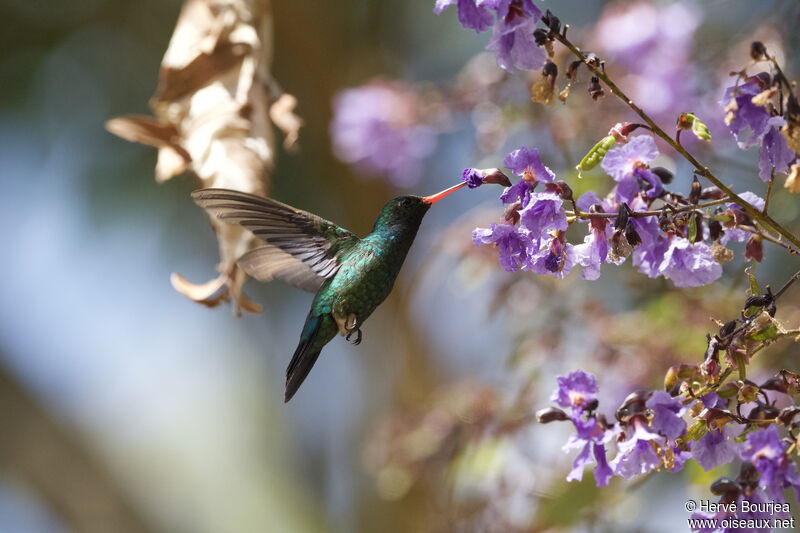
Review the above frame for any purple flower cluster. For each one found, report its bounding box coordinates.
[543,371,693,486]
[473,137,726,287]
[434,0,545,72]
[721,74,796,181]
[330,81,435,187]
[544,371,800,512]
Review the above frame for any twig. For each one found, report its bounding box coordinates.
[764,167,775,214]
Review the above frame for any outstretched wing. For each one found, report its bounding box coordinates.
[192,188,359,292]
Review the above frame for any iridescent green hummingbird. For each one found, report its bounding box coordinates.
[193,178,502,402]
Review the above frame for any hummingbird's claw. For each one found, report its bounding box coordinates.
[345,327,362,345]
[344,313,363,345]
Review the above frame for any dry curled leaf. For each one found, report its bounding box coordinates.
[107,0,302,315]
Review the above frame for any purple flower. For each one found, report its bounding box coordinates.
[646,391,687,441]
[503,146,555,183]
[563,417,614,487]
[574,218,610,281]
[759,117,795,182]
[462,167,484,188]
[633,167,664,198]
[658,237,723,288]
[631,215,667,278]
[529,238,580,279]
[721,74,772,149]
[740,425,800,504]
[601,135,660,203]
[610,418,663,479]
[500,180,533,207]
[551,370,599,414]
[486,17,545,72]
[330,82,435,187]
[433,0,494,33]
[602,135,659,181]
[472,223,534,272]
[720,191,765,245]
[692,426,740,471]
[518,191,567,238]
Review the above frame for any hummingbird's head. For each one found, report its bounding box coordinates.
[372,182,468,232]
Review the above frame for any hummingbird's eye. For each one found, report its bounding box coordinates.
[399,198,412,208]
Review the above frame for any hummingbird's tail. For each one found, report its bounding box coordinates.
[285,313,336,402]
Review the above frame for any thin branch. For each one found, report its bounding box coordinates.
[552,29,800,251]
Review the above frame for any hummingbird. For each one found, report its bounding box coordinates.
[193,179,501,402]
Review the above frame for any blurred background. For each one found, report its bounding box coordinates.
[1,0,800,531]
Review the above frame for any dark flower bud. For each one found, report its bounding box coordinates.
[786,93,800,124]
[709,220,723,241]
[625,221,642,246]
[745,235,764,262]
[719,319,737,338]
[536,406,570,423]
[542,60,558,79]
[711,477,742,497]
[750,41,768,61]
[588,76,604,100]
[542,9,561,34]
[555,180,573,201]
[749,404,779,421]
[688,176,702,204]
[760,377,788,394]
[619,390,648,415]
[778,406,800,426]
[533,28,549,47]
[478,168,513,187]
[691,212,704,243]
[650,166,673,185]
[585,398,599,412]
[700,186,725,200]
[614,203,630,230]
[738,462,760,486]
[503,202,521,225]
[767,300,777,317]
[566,60,583,81]
[744,294,771,309]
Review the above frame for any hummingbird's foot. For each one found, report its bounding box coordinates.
[345,328,362,345]
[343,313,362,345]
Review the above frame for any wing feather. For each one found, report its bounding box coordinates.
[193,189,359,292]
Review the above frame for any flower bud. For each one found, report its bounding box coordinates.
[778,406,800,426]
[542,9,561,34]
[536,407,570,423]
[533,28,549,47]
[650,166,673,185]
[588,76,604,100]
[689,176,702,204]
[745,235,763,262]
[542,60,558,79]
[719,319,737,338]
[708,220,723,241]
[750,41,768,61]
[566,60,582,81]
[700,186,725,200]
[625,221,642,246]
[478,168,513,187]
[555,180,573,202]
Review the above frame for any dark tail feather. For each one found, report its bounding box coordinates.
[285,316,323,402]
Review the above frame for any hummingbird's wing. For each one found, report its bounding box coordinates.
[192,189,359,292]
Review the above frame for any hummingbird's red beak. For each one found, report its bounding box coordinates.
[421,182,468,205]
